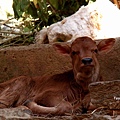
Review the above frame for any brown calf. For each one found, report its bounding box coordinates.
[0,37,115,115]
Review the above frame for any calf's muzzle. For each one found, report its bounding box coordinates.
[82,58,93,65]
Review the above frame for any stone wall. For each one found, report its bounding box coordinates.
[98,37,120,81]
[0,43,71,82]
[0,38,120,83]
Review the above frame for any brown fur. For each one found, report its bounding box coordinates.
[0,37,115,115]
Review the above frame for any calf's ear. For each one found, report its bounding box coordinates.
[53,43,71,54]
[97,38,115,54]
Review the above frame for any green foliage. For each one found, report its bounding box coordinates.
[13,0,96,31]
[10,0,96,46]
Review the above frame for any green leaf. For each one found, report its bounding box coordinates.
[23,27,30,32]
[48,0,59,9]
[27,2,38,18]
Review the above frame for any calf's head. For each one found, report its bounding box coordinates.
[54,36,115,89]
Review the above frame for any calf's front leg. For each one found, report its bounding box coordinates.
[24,100,73,115]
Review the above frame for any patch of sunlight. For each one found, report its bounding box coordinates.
[0,0,14,20]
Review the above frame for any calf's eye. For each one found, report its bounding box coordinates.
[94,49,98,53]
[72,51,76,55]
[91,49,98,53]
[71,51,79,56]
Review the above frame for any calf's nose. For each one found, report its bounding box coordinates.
[82,58,92,65]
